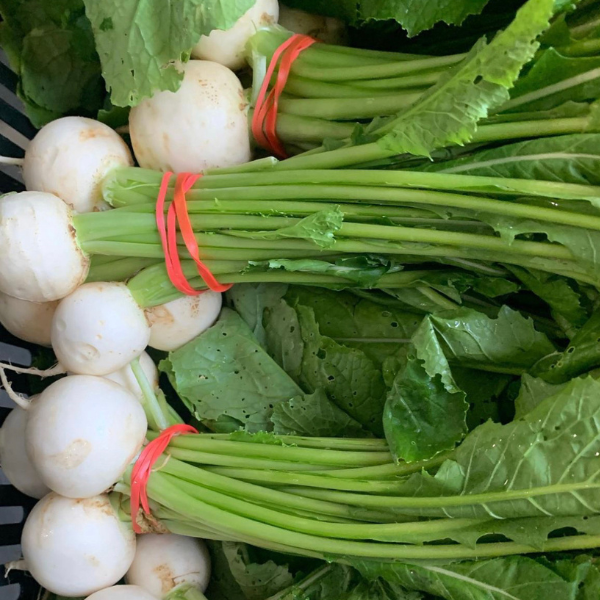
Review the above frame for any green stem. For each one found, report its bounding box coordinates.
[279,92,422,120]
[159,434,393,466]
[311,452,452,479]
[291,53,466,82]
[158,458,400,523]
[86,256,161,282]
[166,447,342,471]
[200,434,390,451]
[131,357,169,431]
[202,466,412,493]
[147,471,600,560]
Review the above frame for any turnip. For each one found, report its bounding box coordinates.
[22,117,133,214]
[0,192,89,302]
[25,375,147,498]
[0,404,50,499]
[21,492,136,597]
[191,0,279,70]
[129,60,251,173]
[146,293,222,352]
[51,282,150,376]
[278,6,348,45]
[0,291,58,346]
[126,534,211,598]
[86,586,157,600]
[104,351,158,401]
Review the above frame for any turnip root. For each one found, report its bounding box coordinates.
[0,291,58,346]
[51,282,150,376]
[21,493,136,597]
[126,533,211,597]
[129,60,251,173]
[146,293,222,351]
[104,351,158,401]
[278,6,348,44]
[23,117,133,214]
[191,0,279,70]
[86,586,157,600]
[0,192,89,302]
[0,404,50,499]
[25,376,147,498]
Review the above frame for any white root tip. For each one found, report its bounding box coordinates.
[5,559,27,575]
[0,155,24,166]
[0,368,31,410]
[0,361,66,378]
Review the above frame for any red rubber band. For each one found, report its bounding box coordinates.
[252,34,316,159]
[130,424,198,533]
[155,172,233,295]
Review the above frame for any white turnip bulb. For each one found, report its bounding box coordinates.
[86,586,157,600]
[21,493,136,597]
[146,292,222,351]
[191,0,279,70]
[0,291,58,346]
[0,404,50,499]
[23,116,133,214]
[51,282,150,376]
[126,533,211,597]
[129,60,251,173]
[278,6,348,44]
[26,375,147,498]
[0,192,89,302]
[104,351,158,401]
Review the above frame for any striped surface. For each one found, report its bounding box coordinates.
[0,50,41,600]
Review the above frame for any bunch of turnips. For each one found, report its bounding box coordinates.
[5,0,600,598]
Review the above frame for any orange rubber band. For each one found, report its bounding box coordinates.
[155,171,233,295]
[130,423,198,533]
[252,33,316,159]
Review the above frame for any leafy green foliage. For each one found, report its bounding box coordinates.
[160,308,302,432]
[533,310,600,383]
[0,0,105,126]
[421,134,600,186]
[390,377,600,519]
[83,0,255,106]
[232,208,343,249]
[384,306,551,462]
[272,389,366,437]
[353,556,586,600]
[507,49,600,113]
[279,0,490,37]
[205,541,295,600]
[376,0,556,157]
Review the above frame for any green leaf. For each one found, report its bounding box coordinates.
[271,390,366,437]
[159,308,302,433]
[231,208,343,249]
[390,376,600,519]
[205,542,294,600]
[420,133,600,186]
[284,286,422,366]
[83,0,255,107]
[506,48,600,113]
[252,255,401,287]
[417,306,555,374]
[226,283,289,348]
[532,309,600,383]
[296,305,388,435]
[506,266,588,332]
[0,0,105,126]
[384,353,468,462]
[279,0,489,37]
[514,373,566,418]
[376,0,556,157]
[353,556,583,600]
